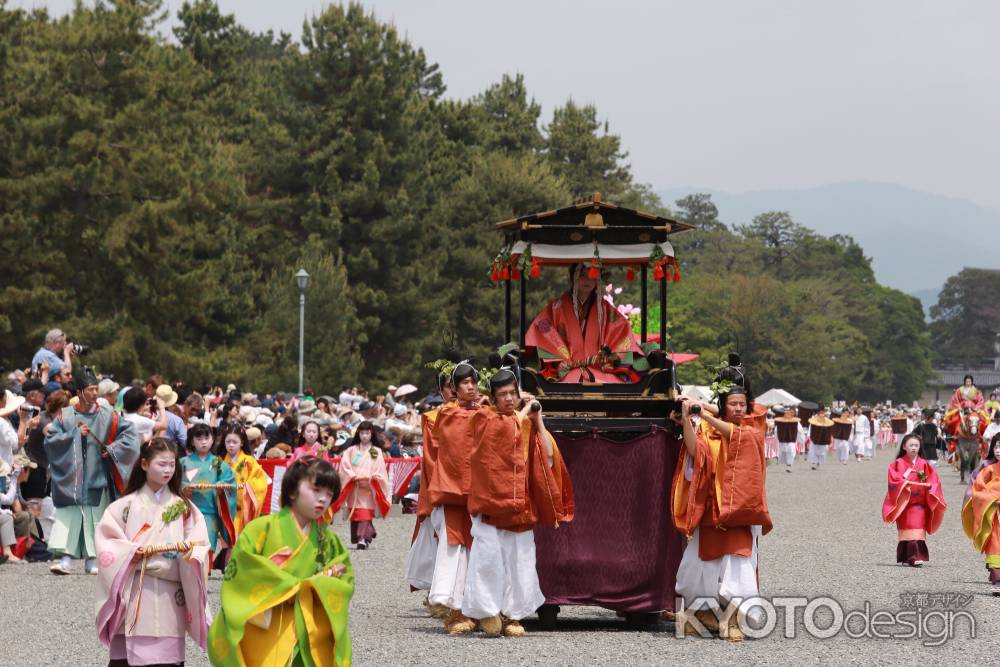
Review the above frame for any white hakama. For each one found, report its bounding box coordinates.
[675,526,763,624]
[428,505,469,610]
[807,444,828,466]
[777,441,796,466]
[461,515,545,621]
[834,438,850,464]
[404,516,438,591]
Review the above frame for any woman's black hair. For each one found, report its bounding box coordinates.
[280,456,341,508]
[895,433,922,459]
[715,353,754,419]
[216,424,251,456]
[185,422,214,453]
[964,374,975,385]
[124,437,191,511]
[220,401,240,422]
[351,420,375,448]
[298,419,321,446]
[986,433,1000,464]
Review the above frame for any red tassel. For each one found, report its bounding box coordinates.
[512,268,521,281]
[653,264,665,281]
[587,265,600,279]
[491,268,499,282]
[625,267,636,282]
[529,263,541,279]
[500,265,510,280]
[672,264,681,282]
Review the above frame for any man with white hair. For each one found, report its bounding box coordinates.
[96,378,120,409]
[31,329,74,377]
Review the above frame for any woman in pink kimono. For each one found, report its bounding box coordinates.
[288,420,325,463]
[331,421,390,550]
[96,437,210,666]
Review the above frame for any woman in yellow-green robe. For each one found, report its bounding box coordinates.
[208,506,354,666]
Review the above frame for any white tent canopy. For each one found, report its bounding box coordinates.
[681,385,713,402]
[509,241,674,263]
[755,388,801,407]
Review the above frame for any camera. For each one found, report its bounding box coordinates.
[690,404,702,415]
[529,401,541,413]
[69,342,91,356]
[24,405,40,417]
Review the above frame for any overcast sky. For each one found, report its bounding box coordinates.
[12,0,1000,209]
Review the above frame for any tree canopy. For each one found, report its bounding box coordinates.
[0,0,934,403]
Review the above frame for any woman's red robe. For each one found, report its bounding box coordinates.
[526,292,642,383]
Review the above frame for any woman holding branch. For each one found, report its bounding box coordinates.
[95,437,211,667]
[882,433,947,567]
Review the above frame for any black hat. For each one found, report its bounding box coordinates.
[72,366,99,390]
[451,361,479,387]
[488,368,519,395]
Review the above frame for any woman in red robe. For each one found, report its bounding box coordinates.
[525,264,642,383]
[882,433,947,567]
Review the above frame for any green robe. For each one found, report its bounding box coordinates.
[209,508,354,666]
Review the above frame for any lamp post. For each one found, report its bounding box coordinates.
[295,268,310,395]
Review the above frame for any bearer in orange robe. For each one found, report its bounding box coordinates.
[426,362,482,634]
[525,263,643,383]
[460,368,574,637]
[672,355,772,642]
[404,364,456,618]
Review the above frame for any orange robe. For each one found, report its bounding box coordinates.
[962,462,1000,560]
[411,403,448,542]
[526,292,642,383]
[427,403,480,547]
[468,408,574,532]
[671,405,773,561]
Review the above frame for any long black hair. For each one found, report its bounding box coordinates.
[124,438,191,510]
[298,419,321,446]
[216,424,251,457]
[895,433,922,459]
[986,433,1000,465]
[351,420,375,448]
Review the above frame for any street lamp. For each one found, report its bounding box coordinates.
[295,268,310,395]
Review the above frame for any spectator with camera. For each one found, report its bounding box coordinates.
[0,384,23,466]
[31,329,78,378]
[121,386,167,444]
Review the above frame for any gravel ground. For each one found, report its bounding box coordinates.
[2,444,997,665]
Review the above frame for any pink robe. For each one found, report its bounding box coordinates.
[949,385,986,412]
[526,292,642,383]
[288,442,325,464]
[882,456,947,540]
[95,485,210,666]
[332,445,391,521]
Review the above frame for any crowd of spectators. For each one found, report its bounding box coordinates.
[0,328,434,565]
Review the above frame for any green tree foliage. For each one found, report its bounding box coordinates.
[544,100,631,199]
[0,1,935,402]
[930,268,1000,367]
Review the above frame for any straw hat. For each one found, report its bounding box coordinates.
[13,452,37,470]
[0,389,25,417]
[155,384,179,408]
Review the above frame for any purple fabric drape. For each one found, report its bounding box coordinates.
[534,427,685,612]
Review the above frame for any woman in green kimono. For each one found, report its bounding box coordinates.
[181,423,237,558]
[209,456,354,666]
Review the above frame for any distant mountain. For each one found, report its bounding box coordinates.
[657,181,1000,305]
